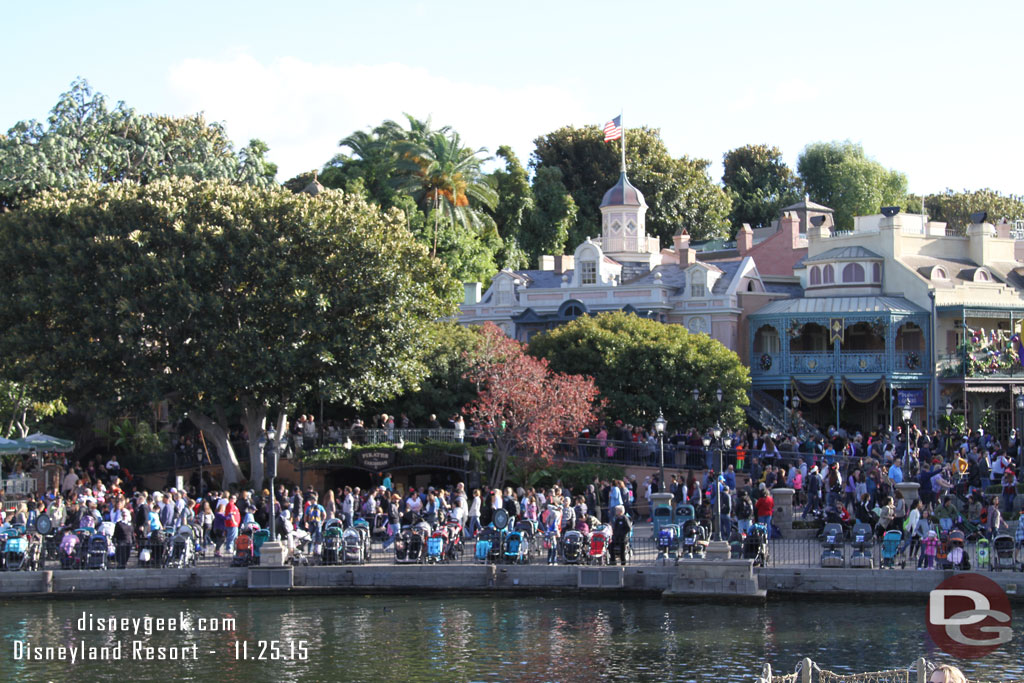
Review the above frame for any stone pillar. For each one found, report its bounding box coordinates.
[772,488,795,533]
[896,482,920,505]
[259,540,288,566]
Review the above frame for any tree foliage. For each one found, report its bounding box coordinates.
[722,144,803,231]
[0,178,459,485]
[489,146,575,269]
[320,115,502,283]
[797,141,908,230]
[531,125,732,245]
[906,189,1024,235]
[527,312,749,430]
[464,322,602,489]
[0,79,277,209]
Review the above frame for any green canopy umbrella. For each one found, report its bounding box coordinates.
[20,432,74,451]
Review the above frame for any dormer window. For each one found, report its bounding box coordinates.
[580,260,597,285]
[977,270,990,281]
[842,263,865,283]
[691,270,706,297]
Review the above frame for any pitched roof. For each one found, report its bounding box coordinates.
[751,295,925,317]
[781,198,834,213]
[802,246,883,264]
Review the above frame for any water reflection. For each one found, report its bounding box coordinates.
[0,596,1020,682]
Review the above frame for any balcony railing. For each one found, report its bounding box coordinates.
[938,353,1024,379]
[754,350,928,376]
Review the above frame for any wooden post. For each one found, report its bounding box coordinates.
[916,657,928,683]
[761,662,772,682]
[801,658,813,683]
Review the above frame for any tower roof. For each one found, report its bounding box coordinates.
[600,172,647,209]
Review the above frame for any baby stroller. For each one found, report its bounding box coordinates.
[728,527,744,560]
[849,522,874,569]
[426,528,448,564]
[139,529,167,568]
[946,529,970,570]
[474,525,500,564]
[503,528,530,565]
[444,520,464,561]
[680,518,709,560]
[322,519,343,565]
[395,521,430,564]
[232,523,259,567]
[252,529,271,564]
[993,533,1015,571]
[86,528,112,570]
[561,530,585,565]
[975,536,991,571]
[657,523,680,561]
[820,523,845,568]
[343,527,368,564]
[351,519,372,562]
[743,523,769,567]
[372,513,389,541]
[880,529,906,569]
[59,529,84,569]
[167,525,197,568]
[4,531,35,571]
[587,525,612,565]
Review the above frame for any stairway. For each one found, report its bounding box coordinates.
[747,390,823,440]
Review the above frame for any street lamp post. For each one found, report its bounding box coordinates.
[944,401,954,455]
[654,409,667,494]
[901,398,913,472]
[1015,395,1024,465]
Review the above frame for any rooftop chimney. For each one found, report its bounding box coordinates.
[673,229,696,266]
[737,224,753,254]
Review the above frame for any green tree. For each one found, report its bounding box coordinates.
[722,144,803,231]
[527,312,749,429]
[797,141,908,230]
[531,125,731,244]
[0,380,67,439]
[0,178,459,485]
[906,189,1024,235]
[489,146,533,269]
[0,79,277,209]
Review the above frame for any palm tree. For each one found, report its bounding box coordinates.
[393,129,498,257]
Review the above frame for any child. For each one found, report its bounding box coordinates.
[922,529,940,570]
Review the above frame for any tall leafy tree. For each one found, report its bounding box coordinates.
[0,179,458,485]
[528,312,749,429]
[531,125,731,244]
[489,146,533,270]
[797,141,908,230]
[906,189,1024,235]
[722,144,803,231]
[0,79,277,209]
[465,323,602,489]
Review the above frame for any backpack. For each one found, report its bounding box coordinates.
[738,498,753,520]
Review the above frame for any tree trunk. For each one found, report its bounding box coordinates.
[242,401,268,488]
[188,412,244,486]
[489,439,514,490]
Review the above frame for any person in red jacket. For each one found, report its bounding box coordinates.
[224,494,241,552]
[755,486,775,538]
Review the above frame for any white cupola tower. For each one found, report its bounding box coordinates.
[600,172,648,254]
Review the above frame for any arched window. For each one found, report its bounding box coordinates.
[843,263,865,283]
[872,263,881,282]
[933,267,946,280]
[823,264,835,284]
[810,266,821,285]
[564,305,584,319]
[977,270,990,281]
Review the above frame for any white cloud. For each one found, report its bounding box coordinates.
[166,54,591,180]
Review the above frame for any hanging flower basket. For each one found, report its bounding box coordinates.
[760,353,773,370]
[906,351,921,370]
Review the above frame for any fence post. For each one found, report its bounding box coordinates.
[801,657,813,683]
[761,662,772,683]
[916,657,928,683]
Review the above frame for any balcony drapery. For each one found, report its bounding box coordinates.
[842,375,886,403]
[792,377,834,403]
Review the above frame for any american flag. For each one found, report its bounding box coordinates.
[603,115,622,142]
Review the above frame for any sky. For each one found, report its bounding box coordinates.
[3,1,1023,196]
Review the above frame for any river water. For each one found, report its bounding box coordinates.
[1,595,1021,682]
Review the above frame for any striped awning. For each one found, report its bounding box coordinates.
[965,385,1008,393]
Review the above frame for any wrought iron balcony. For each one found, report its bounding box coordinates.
[752,350,927,377]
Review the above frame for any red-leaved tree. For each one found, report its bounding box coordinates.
[464,322,603,488]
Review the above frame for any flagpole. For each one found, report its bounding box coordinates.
[620,109,626,173]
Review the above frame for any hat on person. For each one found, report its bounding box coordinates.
[928,530,937,538]
[809,466,819,474]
